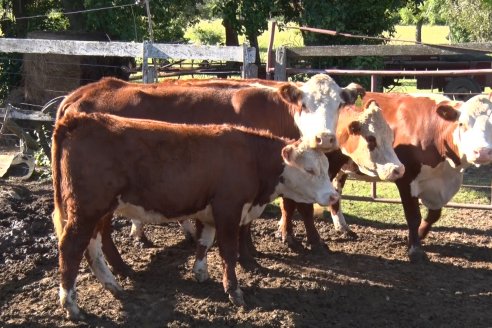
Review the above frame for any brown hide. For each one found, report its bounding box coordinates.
[57,77,301,139]
[53,111,293,316]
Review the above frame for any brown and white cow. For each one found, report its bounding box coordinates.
[52,111,339,320]
[324,92,492,262]
[277,99,405,249]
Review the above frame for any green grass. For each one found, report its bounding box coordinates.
[388,25,450,44]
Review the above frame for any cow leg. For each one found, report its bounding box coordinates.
[212,205,244,307]
[193,221,215,282]
[298,202,330,252]
[179,219,197,244]
[98,214,133,277]
[58,216,98,320]
[129,218,153,247]
[396,183,428,263]
[277,198,303,250]
[238,223,260,271]
[418,208,442,239]
[330,172,357,239]
[84,223,122,295]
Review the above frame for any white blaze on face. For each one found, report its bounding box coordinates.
[341,103,404,181]
[277,141,339,206]
[454,95,492,165]
[295,74,343,147]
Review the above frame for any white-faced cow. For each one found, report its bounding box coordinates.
[52,111,339,319]
[277,99,405,250]
[325,92,492,262]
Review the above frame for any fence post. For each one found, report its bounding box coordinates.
[242,44,258,78]
[142,41,157,83]
[274,46,287,81]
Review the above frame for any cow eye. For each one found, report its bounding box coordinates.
[305,168,316,175]
[365,135,377,151]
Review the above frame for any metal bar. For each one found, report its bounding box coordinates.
[286,67,492,76]
[342,195,492,210]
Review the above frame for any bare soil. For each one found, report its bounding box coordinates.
[0,177,491,328]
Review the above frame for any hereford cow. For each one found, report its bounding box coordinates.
[277,99,405,250]
[320,92,492,262]
[52,111,339,320]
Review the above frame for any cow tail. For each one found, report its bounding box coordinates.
[51,114,74,240]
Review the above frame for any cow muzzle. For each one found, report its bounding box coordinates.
[310,132,338,151]
[379,164,405,182]
[318,190,340,206]
[472,147,492,164]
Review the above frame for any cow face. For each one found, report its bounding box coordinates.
[279,74,363,152]
[338,101,405,181]
[438,95,492,165]
[278,140,339,206]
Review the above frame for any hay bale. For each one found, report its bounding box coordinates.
[23,31,133,106]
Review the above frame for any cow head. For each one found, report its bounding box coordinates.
[279,74,364,152]
[437,95,492,165]
[277,140,339,206]
[338,101,405,181]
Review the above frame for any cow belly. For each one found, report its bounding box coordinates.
[115,198,215,225]
[410,160,463,209]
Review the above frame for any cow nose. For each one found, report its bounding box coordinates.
[314,132,338,151]
[393,165,405,179]
[473,147,492,162]
[328,192,340,205]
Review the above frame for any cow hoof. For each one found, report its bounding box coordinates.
[238,255,260,272]
[193,268,210,283]
[408,247,429,263]
[308,242,331,255]
[133,235,154,249]
[65,306,85,321]
[111,263,134,278]
[283,235,304,252]
[228,288,245,307]
[336,229,358,240]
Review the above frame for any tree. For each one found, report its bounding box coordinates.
[435,0,492,43]
[290,0,418,86]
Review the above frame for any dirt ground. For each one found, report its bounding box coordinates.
[0,176,491,328]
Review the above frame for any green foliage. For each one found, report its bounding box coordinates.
[188,24,224,45]
[33,149,52,180]
[291,0,409,86]
[83,0,200,42]
[398,0,445,25]
[434,0,492,42]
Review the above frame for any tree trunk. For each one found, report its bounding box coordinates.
[416,18,423,43]
[223,19,239,47]
[62,0,86,32]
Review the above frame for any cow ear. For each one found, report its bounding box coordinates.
[364,99,378,109]
[436,103,460,121]
[341,83,366,104]
[348,121,362,135]
[279,84,303,106]
[281,144,295,164]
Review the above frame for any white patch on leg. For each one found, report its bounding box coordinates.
[193,224,215,282]
[180,219,196,238]
[130,219,143,239]
[86,233,122,293]
[59,283,80,319]
[193,257,209,282]
[332,211,350,232]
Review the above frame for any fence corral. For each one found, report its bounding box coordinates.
[0,37,257,178]
[267,34,492,210]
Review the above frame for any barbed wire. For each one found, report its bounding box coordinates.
[0,2,138,22]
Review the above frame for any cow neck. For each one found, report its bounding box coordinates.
[250,136,286,206]
[435,118,462,167]
[268,91,301,140]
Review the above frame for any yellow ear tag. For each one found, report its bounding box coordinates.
[355,95,363,107]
